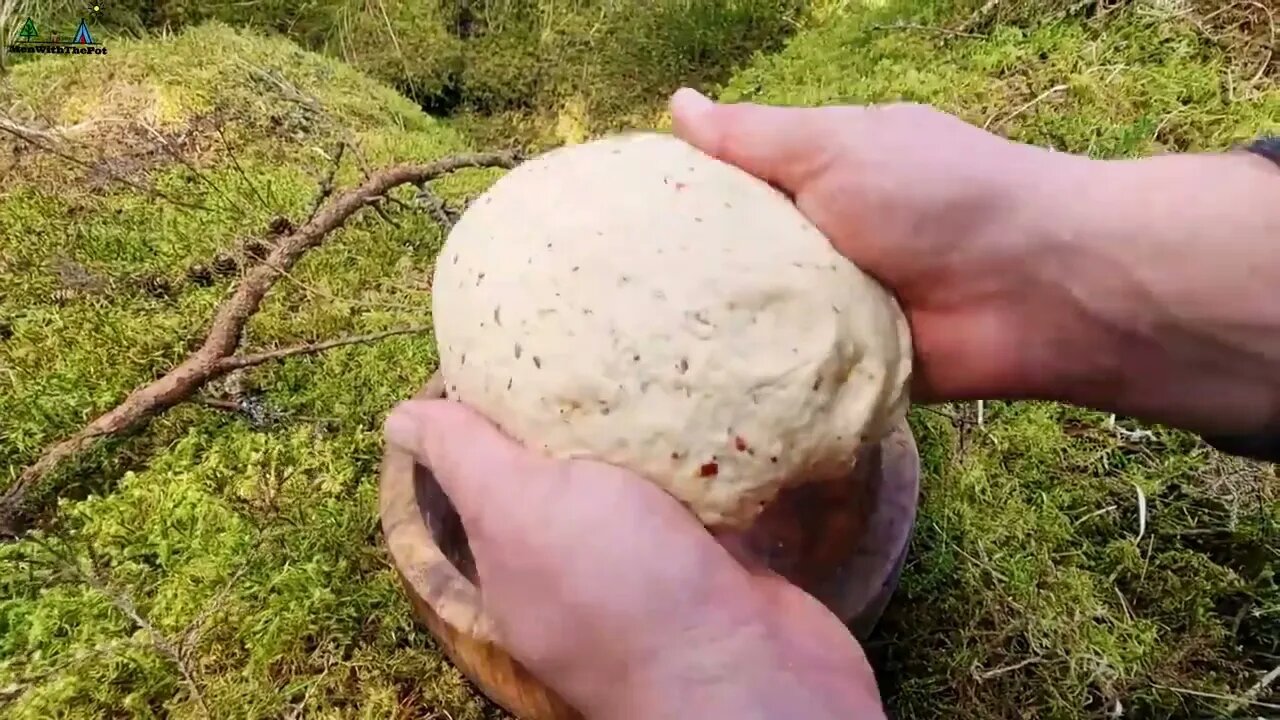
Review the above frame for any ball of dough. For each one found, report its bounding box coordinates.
[432,132,912,529]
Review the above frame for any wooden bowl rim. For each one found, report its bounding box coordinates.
[380,374,500,642]
[380,373,921,644]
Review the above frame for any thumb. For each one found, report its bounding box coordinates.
[384,398,545,528]
[670,87,841,195]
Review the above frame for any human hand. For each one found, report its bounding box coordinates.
[670,89,1094,405]
[671,90,1280,439]
[385,398,886,720]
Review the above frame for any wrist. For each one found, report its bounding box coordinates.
[1003,151,1280,434]
[581,584,884,720]
[951,147,1128,405]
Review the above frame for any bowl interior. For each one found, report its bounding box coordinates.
[414,459,478,584]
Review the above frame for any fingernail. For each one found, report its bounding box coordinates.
[673,87,713,116]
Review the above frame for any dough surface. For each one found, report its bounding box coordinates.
[432,132,912,529]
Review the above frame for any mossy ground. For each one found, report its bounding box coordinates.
[0,24,503,718]
[1,1,1278,718]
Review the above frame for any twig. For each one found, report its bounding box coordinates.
[368,197,401,228]
[1225,663,1280,715]
[0,151,520,538]
[0,114,61,143]
[1235,1,1276,85]
[1133,482,1148,542]
[180,566,249,658]
[416,183,456,229]
[1114,584,1134,621]
[974,654,1044,680]
[375,0,413,83]
[284,660,331,720]
[71,558,212,719]
[195,396,339,426]
[0,114,213,212]
[256,256,423,311]
[870,22,987,39]
[306,143,347,224]
[384,192,416,214]
[140,121,245,220]
[959,0,1001,32]
[1153,683,1280,711]
[215,125,272,210]
[241,62,325,116]
[1074,504,1117,526]
[1160,1,1275,91]
[216,326,432,371]
[984,84,1069,131]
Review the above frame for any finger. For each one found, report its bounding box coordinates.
[384,398,543,528]
[670,87,842,195]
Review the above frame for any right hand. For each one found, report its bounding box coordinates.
[670,88,1091,405]
[385,398,887,720]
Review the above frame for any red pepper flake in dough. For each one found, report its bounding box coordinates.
[734,436,748,452]
[699,462,719,477]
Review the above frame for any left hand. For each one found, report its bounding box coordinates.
[385,397,886,720]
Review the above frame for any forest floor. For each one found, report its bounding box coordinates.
[0,0,1276,718]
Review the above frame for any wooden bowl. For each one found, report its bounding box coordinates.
[380,373,921,720]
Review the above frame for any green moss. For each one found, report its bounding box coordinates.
[2,3,1278,719]
[722,1,1279,156]
[5,22,429,132]
[1,24,504,717]
[1,423,490,718]
[31,0,806,146]
[0,21,478,471]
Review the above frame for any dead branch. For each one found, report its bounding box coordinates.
[215,125,272,210]
[369,199,401,227]
[0,113,214,212]
[195,396,338,427]
[984,84,1069,131]
[0,151,519,538]
[416,183,457,229]
[306,143,347,224]
[870,22,988,39]
[139,121,242,218]
[217,326,431,371]
[180,566,249,659]
[0,114,61,143]
[68,555,212,719]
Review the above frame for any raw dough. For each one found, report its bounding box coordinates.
[432,132,912,529]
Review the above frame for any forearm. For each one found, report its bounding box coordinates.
[1017,150,1280,437]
